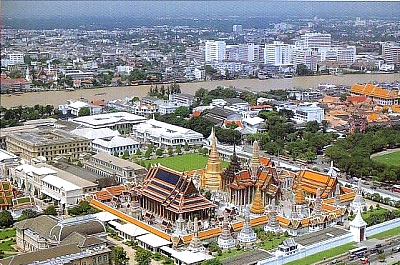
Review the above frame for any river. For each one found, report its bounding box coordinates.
[1,73,399,108]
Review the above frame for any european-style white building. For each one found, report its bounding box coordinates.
[131,119,204,148]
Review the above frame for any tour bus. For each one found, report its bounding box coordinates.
[348,246,368,259]
[391,184,400,193]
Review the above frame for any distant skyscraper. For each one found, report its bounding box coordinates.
[232,24,243,33]
[264,41,292,66]
[205,40,226,63]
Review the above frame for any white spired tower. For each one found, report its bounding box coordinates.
[25,67,31,82]
[349,210,367,242]
[350,178,367,212]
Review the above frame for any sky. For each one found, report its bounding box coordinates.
[2,1,400,19]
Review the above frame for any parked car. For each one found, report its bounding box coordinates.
[393,246,400,253]
[361,257,370,264]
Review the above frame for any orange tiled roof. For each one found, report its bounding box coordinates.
[224,120,244,128]
[191,110,202,118]
[347,95,367,103]
[294,170,337,198]
[1,78,26,84]
[350,84,398,100]
[321,95,340,104]
[391,105,400,113]
[250,105,273,110]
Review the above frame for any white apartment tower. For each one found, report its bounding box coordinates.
[6,52,24,66]
[382,42,400,67]
[300,33,331,48]
[205,40,226,62]
[264,41,292,66]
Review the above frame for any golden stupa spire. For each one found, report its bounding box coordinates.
[250,140,261,178]
[201,127,223,191]
[207,127,221,166]
[250,184,264,214]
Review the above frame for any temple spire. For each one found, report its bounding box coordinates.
[201,127,223,191]
[237,207,257,244]
[25,67,31,82]
[217,211,235,249]
[188,217,205,252]
[334,183,341,206]
[250,140,261,178]
[313,188,322,216]
[250,184,264,214]
[351,178,367,212]
[173,213,187,236]
[264,198,280,232]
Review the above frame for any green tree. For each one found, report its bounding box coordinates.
[112,246,129,265]
[296,64,313,76]
[306,121,319,133]
[184,141,189,152]
[135,148,142,156]
[122,150,130,159]
[340,93,349,102]
[144,148,152,159]
[176,145,182,155]
[78,107,90,117]
[135,248,151,265]
[167,146,173,156]
[156,148,164,157]
[174,106,190,118]
[43,205,57,216]
[19,209,39,220]
[0,211,13,228]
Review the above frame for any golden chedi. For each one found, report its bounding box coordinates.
[250,184,264,214]
[201,127,223,191]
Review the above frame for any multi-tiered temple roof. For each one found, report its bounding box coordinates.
[140,165,216,221]
[293,169,337,199]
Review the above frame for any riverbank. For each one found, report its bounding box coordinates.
[1,73,399,108]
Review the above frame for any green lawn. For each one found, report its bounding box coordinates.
[142,153,229,172]
[0,239,16,252]
[258,235,289,250]
[0,229,16,240]
[285,242,355,265]
[218,248,247,260]
[369,225,400,239]
[372,151,400,167]
[16,197,32,204]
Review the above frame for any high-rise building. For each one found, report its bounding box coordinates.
[336,46,357,65]
[4,52,24,66]
[382,42,400,67]
[264,41,292,66]
[232,24,243,33]
[205,40,226,62]
[300,33,331,48]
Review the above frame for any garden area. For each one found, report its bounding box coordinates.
[372,150,400,167]
[0,229,15,240]
[348,204,400,226]
[141,153,229,172]
[0,229,17,258]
